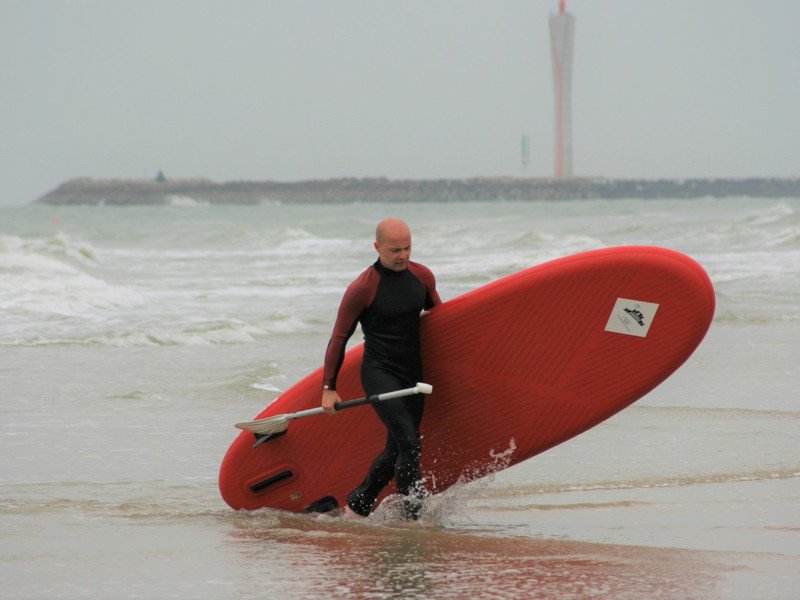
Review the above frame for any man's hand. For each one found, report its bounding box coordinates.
[322,389,342,415]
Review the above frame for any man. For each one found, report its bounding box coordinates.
[321,218,441,519]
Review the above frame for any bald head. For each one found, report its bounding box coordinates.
[374,218,412,271]
[375,218,411,244]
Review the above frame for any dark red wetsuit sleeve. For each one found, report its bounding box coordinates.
[408,262,442,309]
[322,267,379,390]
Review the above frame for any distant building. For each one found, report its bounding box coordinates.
[155,170,167,183]
[549,0,575,178]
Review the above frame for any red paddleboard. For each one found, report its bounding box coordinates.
[219,246,715,512]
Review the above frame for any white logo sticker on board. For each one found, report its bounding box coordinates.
[605,298,660,338]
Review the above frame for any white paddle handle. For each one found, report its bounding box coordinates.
[377,382,433,401]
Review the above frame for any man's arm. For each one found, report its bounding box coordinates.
[321,267,378,413]
[408,262,442,310]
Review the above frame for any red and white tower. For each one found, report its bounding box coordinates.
[549,0,575,178]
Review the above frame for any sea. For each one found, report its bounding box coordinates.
[1,195,798,599]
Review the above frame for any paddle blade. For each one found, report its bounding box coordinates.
[235,415,290,435]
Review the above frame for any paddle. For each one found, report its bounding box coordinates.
[235,382,433,437]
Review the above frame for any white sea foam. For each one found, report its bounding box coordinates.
[2,198,798,348]
[167,195,210,207]
[0,312,311,347]
[252,381,283,393]
[0,234,144,323]
[272,236,355,257]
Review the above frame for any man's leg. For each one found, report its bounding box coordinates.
[346,434,398,516]
[373,394,425,519]
[347,367,425,518]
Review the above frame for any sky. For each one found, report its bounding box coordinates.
[1,0,799,205]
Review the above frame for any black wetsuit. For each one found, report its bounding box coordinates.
[323,259,441,517]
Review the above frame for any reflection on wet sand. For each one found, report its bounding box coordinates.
[226,511,729,599]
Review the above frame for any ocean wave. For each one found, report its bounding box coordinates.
[743,201,795,226]
[167,195,210,207]
[426,223,603,258]
[91,227,358,261]
[631,404,800,419]
[474,467,800,500]
[0,314,311,348]
[713,311,800,324]
[1,232,96,270]
[1,274,142,318]
[699,202,799,249]
[0,480,225,521]
[484,500,652,512]
[708,250,800,280]
[271,236,355,257]
[0,235,144,320]
[252,381,283,393]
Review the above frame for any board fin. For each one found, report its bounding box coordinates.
[252,429,288,448]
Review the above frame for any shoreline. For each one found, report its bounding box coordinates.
[35,176,800,205]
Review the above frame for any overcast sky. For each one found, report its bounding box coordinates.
[2,0,799,205]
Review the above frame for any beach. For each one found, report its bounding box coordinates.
[1,196,798,598]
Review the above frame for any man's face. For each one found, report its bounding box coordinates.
[375,229,412,272]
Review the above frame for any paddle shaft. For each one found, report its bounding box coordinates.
[287,386,422,422]
[234,383,432,434]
